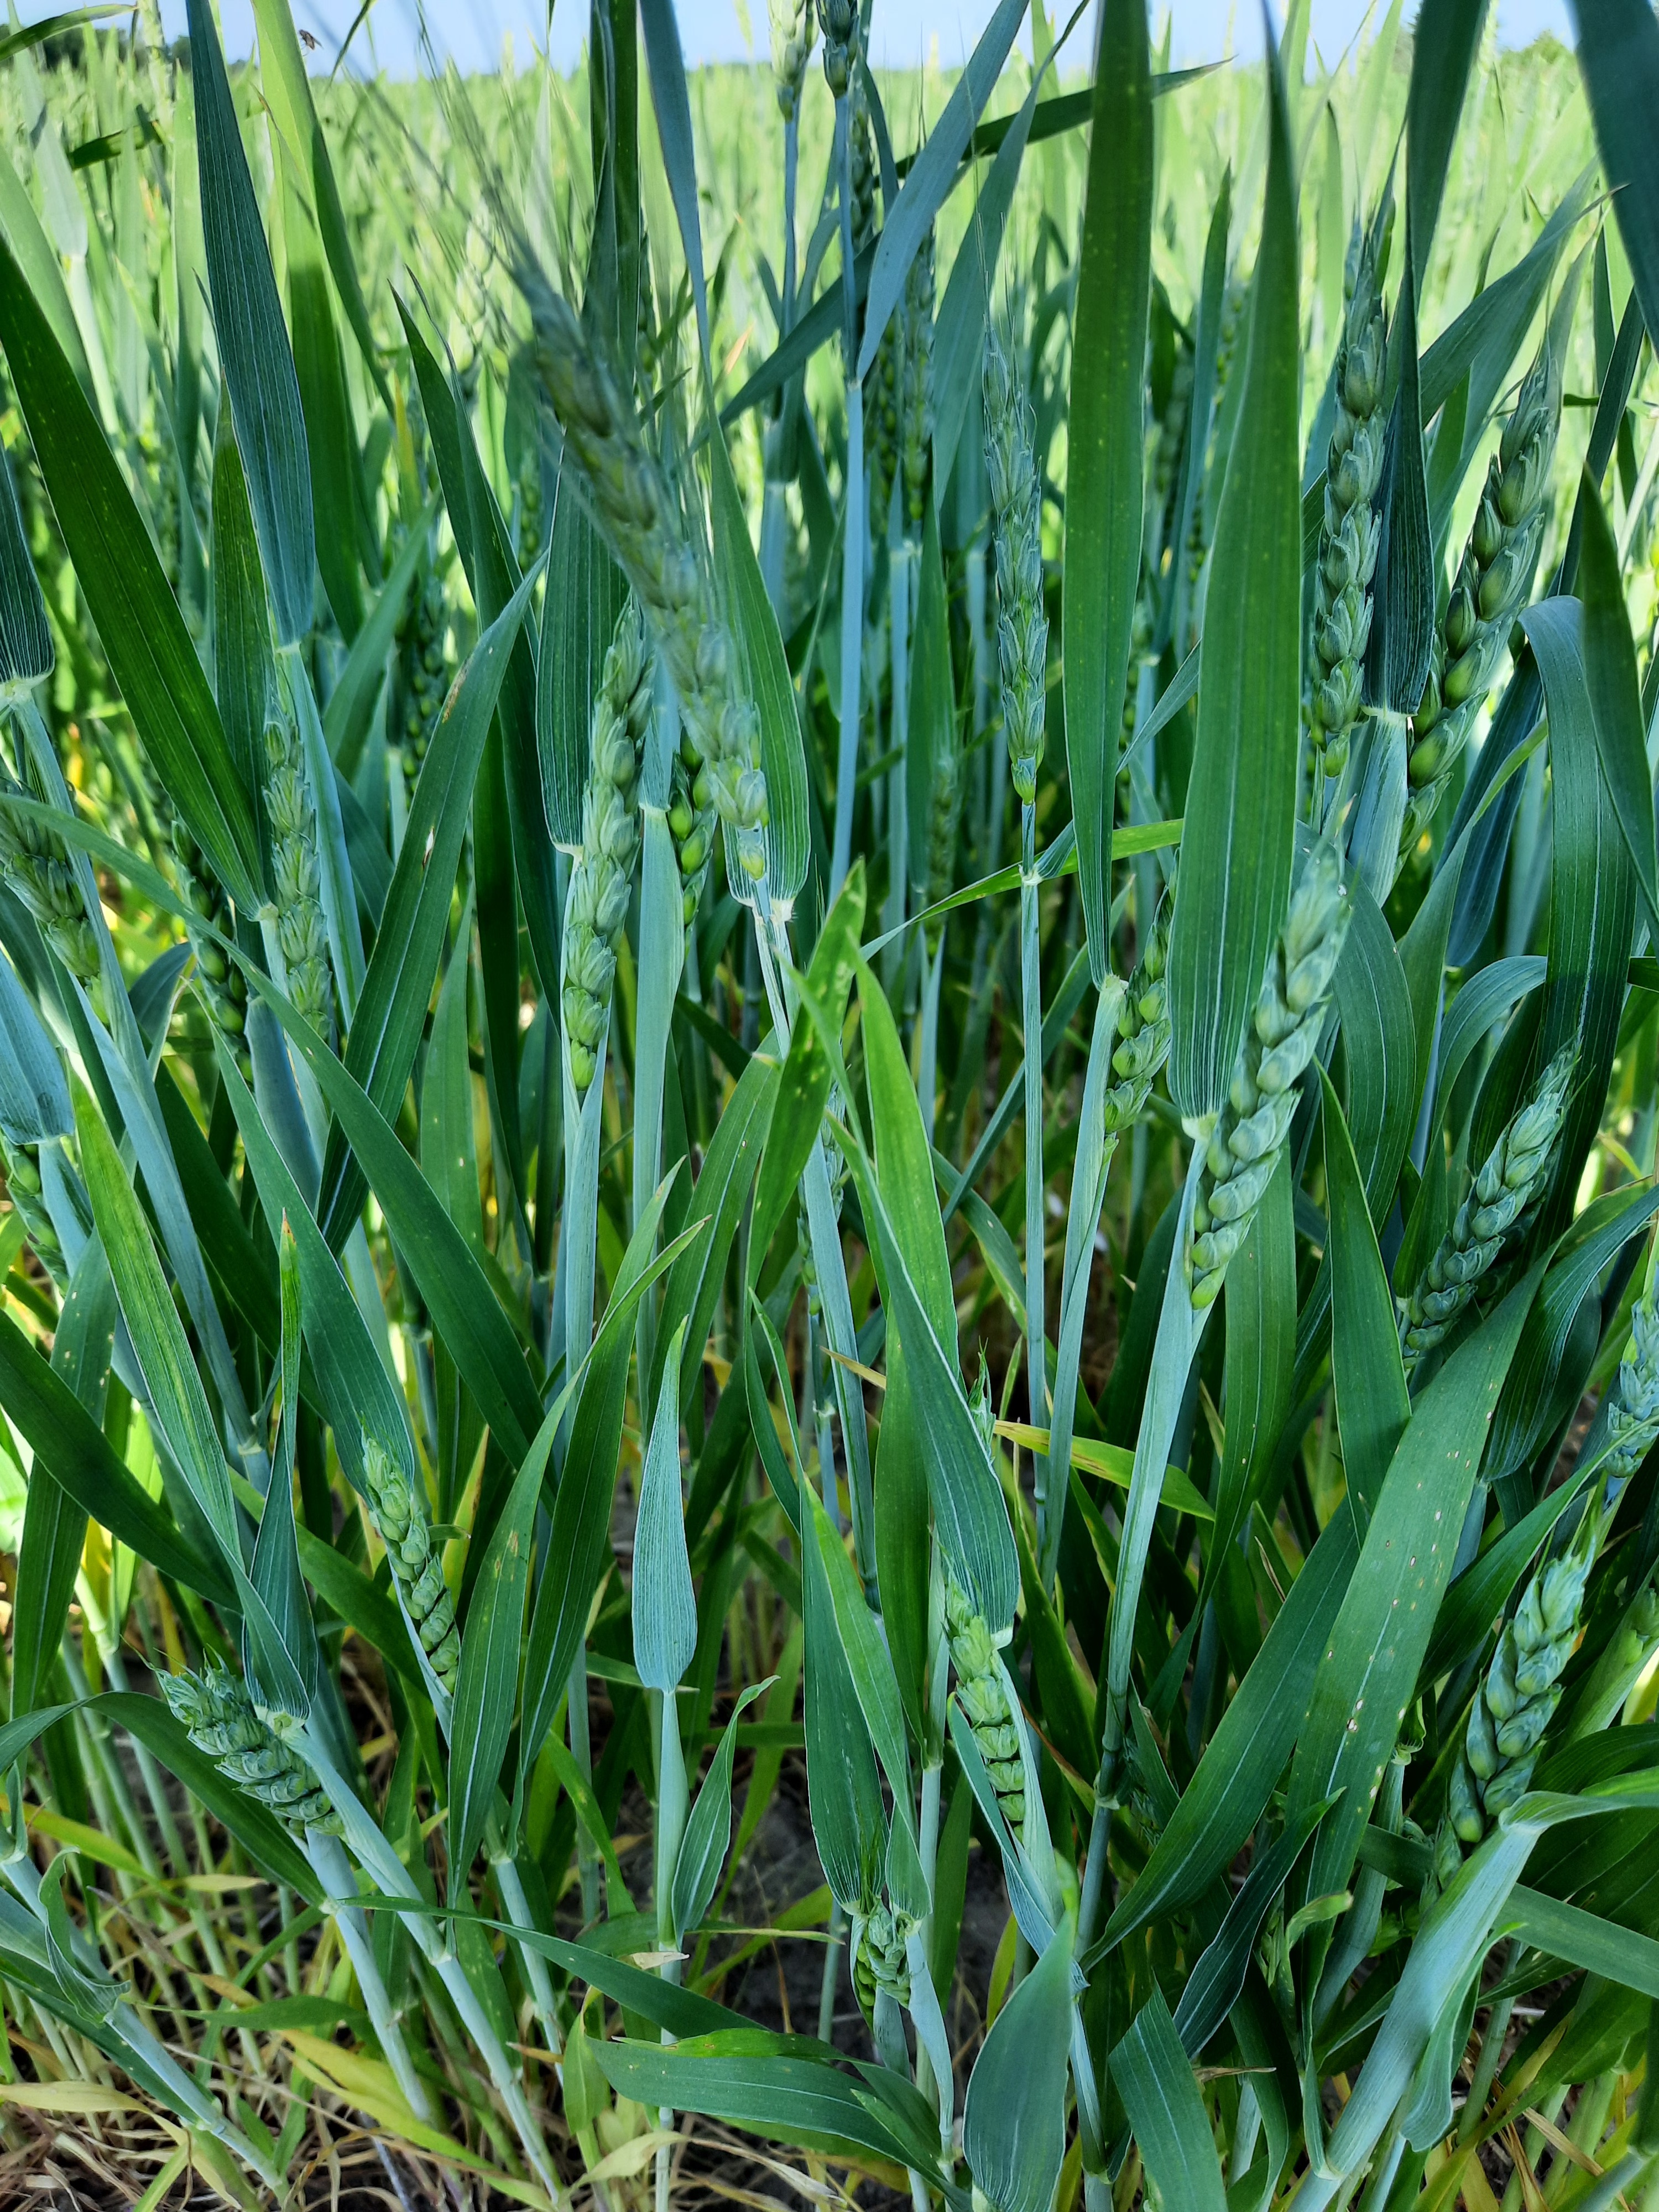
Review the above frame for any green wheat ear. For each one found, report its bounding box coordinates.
[1308,221,1387,798]
[262,708,335,1046]
[529,286,769,886]
[769,0,815,116]
[362,1433,461,1694]
[562,601,653,1099]
[1403,333,1562,854]
[984,325,1046,808]
[161,1661,340,1835]
[0,770,103,1013]
[1397,1044,1573,1380]
[170,810,249,1078]
[1190,839,1352,1310]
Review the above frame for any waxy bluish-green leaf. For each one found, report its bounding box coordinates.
[0,431,50,684]
[1431,956,1546,1134]
[1483,1181,1659,1486]
[1098,1145,1208,1771]
[13,1237,112,1715]
[747,864,865,1292]
[801,1479,886,1917]
[0,145,89,403]
[1160,169,1230,651]
[717,72,1206,435]
[808,1480,914,1828]
[75,1084,241,1568]
[0,951,70,1145]
[1579,468,1659,943]
[248,0,389,409]
[1522,596,1637,1241]
[1365,207,1433,718]
[671,1679,770,1944]
[241,1223,316,1720]
[1571,0,1659,354]
[210,418,275,825]
[1173,1797,1334,2055]
[0,1303,232,1609]
[1097,1497,1358,1956]
[638,0,710,357]
[1403,0,1490,286]
[592,2035,933,2171]
[654,1048,779,1415]
[855,0,1028,384]
[449,1404,559,1898]
[840,1132,1016,1631]
[1063,0,1151,985]
[1290,1272,1537,1906]
[1302,1786,1659,2204]
[0,233,262,909]
[963,1922,1074,2212]
[1322,1070,1410,1528]
[1167,27,1300,1114]
[400,300,559,1044]
[517,1183,699,1792]
[633,1322,696,1694]
[277,133,364,640]
[185,0,312,644]
[317,560,540,1251]
[324,495,439,774]
[1114,1987,1228,2212]
[243,965,544,1462]
[455,384,562,1016]
[1204,1151,1295,1592]
[214,1040,409,1502]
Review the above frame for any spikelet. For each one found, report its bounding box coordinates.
[923,735,960,941]
[770,0,815,119]
[530,287,769,888]
[362,1433,461,1695]
[1598,1288,1659,1500]
[817,0,858,96]
[1449,1535,1589,1841]
[397,571,452,792]
[262,711,335,1045]
[515,452,545,570]
[984,328,1046,807]
[162,1660,340,1834]
[1105,877,1175,1136]
[1189,842,1352,1310]
[847,82,878,251]
[1403,338,1561,853]
[0,769,103,1013]
[1396,1047,1573,1379]
[562,604,653,1098]
[946,1580,1026,1837]
[1,1136,63,1280]
[1308,226,1387,791]
[170,812,250,1079]
[852,1898,916,2018]
[900,231,935,532]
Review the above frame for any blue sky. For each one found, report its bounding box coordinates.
[149,0,1573,78]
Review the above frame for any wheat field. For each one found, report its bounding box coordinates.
[2,1,1659,2209]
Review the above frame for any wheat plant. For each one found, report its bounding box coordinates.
[1,1,1659,2209]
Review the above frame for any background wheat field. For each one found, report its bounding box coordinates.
[2,1,1659,2209]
